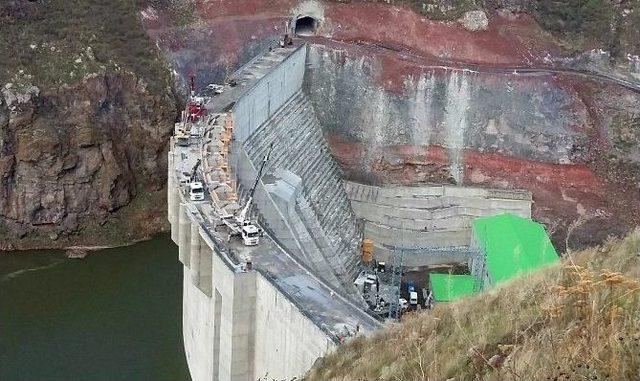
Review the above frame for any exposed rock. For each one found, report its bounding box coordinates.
[305,44,640,251]
[0,70,178,248]
[1,84,40,110]
[66,248,89,259]
[488,353,507,368]
[459,10,489,32]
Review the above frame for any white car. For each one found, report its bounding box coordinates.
[399,298,409,311]
[206,84,225,94]
[189,182,205,201]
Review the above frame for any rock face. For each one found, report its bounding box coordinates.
[459,10,489,31]
[0,71,178,249]
[304,44,640,250]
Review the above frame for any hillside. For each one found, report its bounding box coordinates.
[307,231,640,381]
[0,0,179,250]
[333,0,640,58]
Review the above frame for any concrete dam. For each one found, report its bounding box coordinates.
[167,42,533,381]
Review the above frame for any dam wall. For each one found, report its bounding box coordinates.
[231,45,362,293]
[171,204,335,381]
[232,45,306,143]
[344,181,532,266]
[168,44,380,381]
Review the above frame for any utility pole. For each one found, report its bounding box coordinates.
[388,223,405,321]
[388,245,404,321]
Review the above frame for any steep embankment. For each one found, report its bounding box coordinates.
[0,0,179,250]
[302,1,640,251]
[307,231,640,381]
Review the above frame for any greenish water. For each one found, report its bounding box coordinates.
[0,234,190,381]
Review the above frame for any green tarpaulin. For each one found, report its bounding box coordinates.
[473,213,559,284]
[430,274,476,302]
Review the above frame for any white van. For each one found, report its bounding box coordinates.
[189,182,205,201]
[409,291,418,306]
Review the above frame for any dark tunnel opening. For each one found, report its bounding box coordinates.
[295,16,317,36]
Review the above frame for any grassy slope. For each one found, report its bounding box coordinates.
[308,231,640,381]
[0,0,171,92]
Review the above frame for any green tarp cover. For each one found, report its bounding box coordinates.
[473,214,559,284]
[430,274,476,302]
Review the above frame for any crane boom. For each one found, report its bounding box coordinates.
[190,159,201,182]
[237,144,274,223]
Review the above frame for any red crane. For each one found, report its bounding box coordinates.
[186,73,206,123]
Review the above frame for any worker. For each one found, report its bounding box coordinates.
[425,291,434,310]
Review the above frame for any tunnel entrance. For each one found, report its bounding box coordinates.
[295,16,317,36]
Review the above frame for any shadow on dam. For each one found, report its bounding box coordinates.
[0,234,190,381]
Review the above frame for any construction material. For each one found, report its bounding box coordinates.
[362,238,374,263]
[429,274,476,302]
[472,213,559,286]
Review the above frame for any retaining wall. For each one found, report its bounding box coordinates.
[345,181,532,266]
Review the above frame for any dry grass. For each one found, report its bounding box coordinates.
[307,230,640,381]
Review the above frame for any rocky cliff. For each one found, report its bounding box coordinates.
[304,42,640,251]
[0,0,179,250]
[0,72,178,250]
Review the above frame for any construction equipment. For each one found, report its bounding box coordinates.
[362,238,374,263]
[176,130,190,147]
[186,75,207,122]
[388,245,404,320]
[185,159,204,201]
[190,159,201,182]
[189,182,205,201]
[219,144,273,246]
[388,224,406,321]
[235,144,273,228]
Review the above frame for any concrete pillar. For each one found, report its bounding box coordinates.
[179,204,191,266]
[170,189,181,244]
[198,238,213,297]
[230,272,257,381]
[212,288,222,381]
[167,149,175,224]
[190,224,201,287]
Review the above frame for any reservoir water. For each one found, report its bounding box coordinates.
[0,234,190,381]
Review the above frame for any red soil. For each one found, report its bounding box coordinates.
[323,3,564,66]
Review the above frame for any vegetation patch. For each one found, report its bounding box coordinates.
[307,230,640,380]
[611,113,640,153]
[0,0,172,93]
[331,0,640,58]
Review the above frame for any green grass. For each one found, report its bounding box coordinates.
[0,0,172,93]
[307,230,640,381]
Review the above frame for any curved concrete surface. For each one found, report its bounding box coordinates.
[168,44,379,381]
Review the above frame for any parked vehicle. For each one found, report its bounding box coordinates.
[189,182,205,201]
